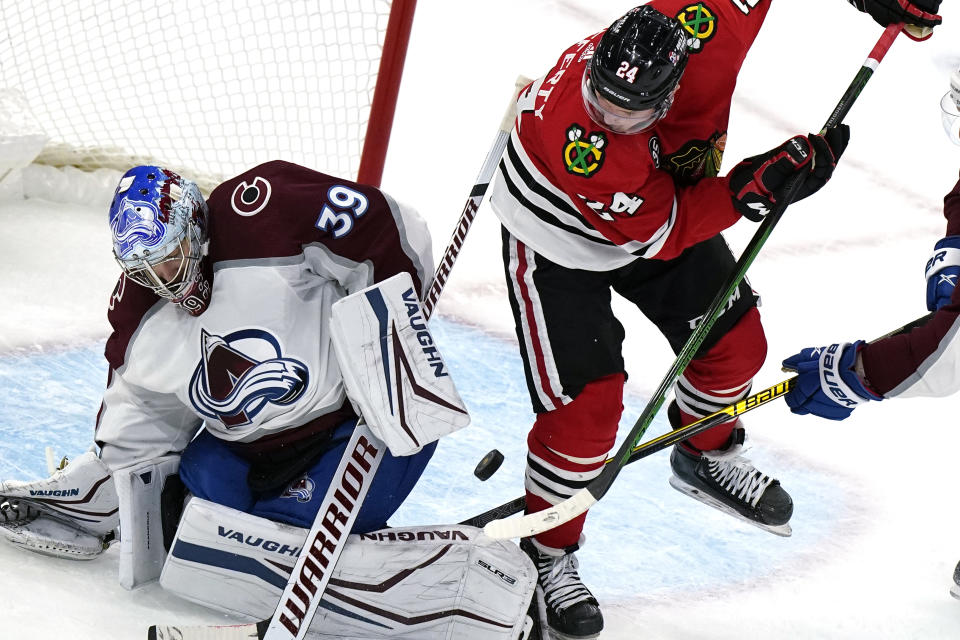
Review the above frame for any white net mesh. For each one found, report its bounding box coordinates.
[0,0,395,193]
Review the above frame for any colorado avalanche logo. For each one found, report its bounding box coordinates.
[282,475,316,503]
[188,328,309,429]
[110,197,166,257]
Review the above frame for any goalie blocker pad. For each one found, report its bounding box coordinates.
[330,272,470,456]
[160,498,536,639]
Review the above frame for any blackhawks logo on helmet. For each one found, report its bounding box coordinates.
[676,3,717,53]
[563,124,607,178]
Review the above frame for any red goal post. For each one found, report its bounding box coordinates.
[0,0,416,193]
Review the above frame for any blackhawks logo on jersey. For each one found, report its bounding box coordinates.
[563,124,607,178]
[663,131,727,185]
[676,3,717,53]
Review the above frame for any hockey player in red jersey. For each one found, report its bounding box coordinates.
[782,65,960,599]
[488,1,941,637]
[0,162,541,639]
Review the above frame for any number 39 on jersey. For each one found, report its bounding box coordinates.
[314,185,370,238]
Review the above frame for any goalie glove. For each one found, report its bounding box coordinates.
[0,499,41,524]
[781,341,883,421]
[848,0,942,41]
[728,125,850,222]
[925,236,960,311]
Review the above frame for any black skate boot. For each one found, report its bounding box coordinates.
[667,401,793,536]
[951,559,960,600]
[520,537,603,640]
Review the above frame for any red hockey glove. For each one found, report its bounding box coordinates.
[848,0,942,41]
[728,125,850,222]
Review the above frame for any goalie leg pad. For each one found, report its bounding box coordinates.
[330,271,470,456]
[0,450,118,536]
[161,499,536,639]
[114,454,182,590]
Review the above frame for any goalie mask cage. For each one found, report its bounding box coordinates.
[0,0,416,192]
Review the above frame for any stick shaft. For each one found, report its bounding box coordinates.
[422,76,530,317]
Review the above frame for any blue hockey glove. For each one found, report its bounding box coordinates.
[925,236,960,311]
[781,341,882,421]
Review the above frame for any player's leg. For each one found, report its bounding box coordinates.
[616,234,792,534]
[179,419,436,533]
[170,424,543,638]
[502,226,621,640]
[249,419,436,532]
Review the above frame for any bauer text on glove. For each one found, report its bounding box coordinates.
[780,341,882,421]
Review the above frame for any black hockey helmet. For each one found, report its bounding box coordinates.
[584,5,689,130]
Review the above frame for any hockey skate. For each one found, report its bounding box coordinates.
[520,537,602,640]
[667,402,793,537]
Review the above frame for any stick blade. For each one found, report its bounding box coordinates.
[482,489,596,539]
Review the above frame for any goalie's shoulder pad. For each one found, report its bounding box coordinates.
[330,272,470,456]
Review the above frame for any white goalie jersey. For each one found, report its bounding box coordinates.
[95,160,434,470]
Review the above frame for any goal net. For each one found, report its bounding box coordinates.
[0,0,415,196]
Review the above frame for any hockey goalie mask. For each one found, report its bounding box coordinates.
[109,166,212,315]
[942,67,960,146]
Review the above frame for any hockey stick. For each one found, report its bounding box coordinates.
[460,377,793,528]
[482,23,904,541]
[147,76,529,640]
[421,77,530,316]
[462,308,934,528]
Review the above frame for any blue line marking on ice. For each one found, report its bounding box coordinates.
[0,320,848,604]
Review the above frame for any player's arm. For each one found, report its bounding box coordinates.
[608,126,849,261]
[925,174,960,310]
[781,299,960,423]
[300,176,434,298]
[209,161,434,299]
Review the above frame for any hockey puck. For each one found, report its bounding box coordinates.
[474,449,505,481]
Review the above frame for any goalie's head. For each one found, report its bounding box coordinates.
[582,5,689,135]
[942,66,960,146]
[109,166,211,314]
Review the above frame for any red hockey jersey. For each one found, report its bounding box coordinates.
[490,0,770,269]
